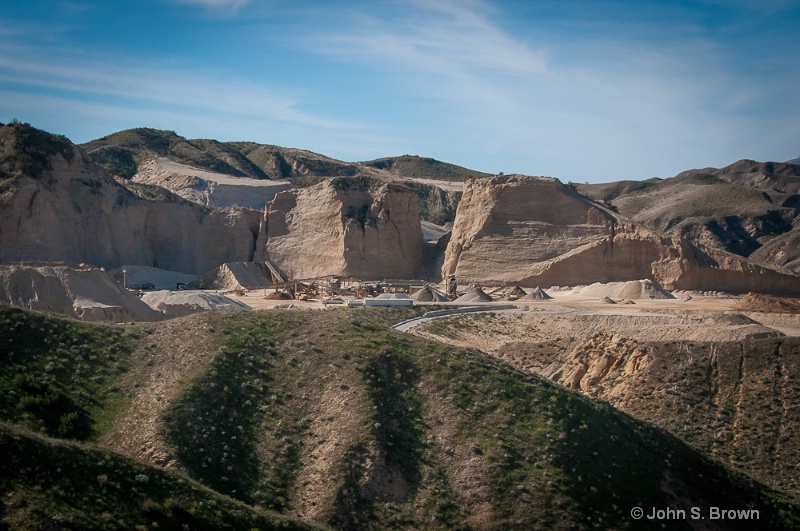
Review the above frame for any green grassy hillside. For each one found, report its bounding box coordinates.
[1,304,799,529]
[0,422,319,530]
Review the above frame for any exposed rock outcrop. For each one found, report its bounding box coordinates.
[260,178,424,279]
[443,174,800,295]
[577,159,800,269]
[0,125,263,275]
[443,175,619,279]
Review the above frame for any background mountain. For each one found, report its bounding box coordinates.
[362,155,490,182]
[81,128,464,224]
[82,128,270,179]
[576,160,800,273]
[81,129,485,185]
[4,123,800,293]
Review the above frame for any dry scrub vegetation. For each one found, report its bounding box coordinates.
[415,306,800,502]
[2,304,800,529]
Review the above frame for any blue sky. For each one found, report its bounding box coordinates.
[1,0,798,182]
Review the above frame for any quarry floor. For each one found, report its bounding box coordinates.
[227,291,800,344]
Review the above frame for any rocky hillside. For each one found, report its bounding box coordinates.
[82,128,464,224]
[496,335,800,500]
[1,124,433,283]
[81,128,271,179]
[443,174,800,295]
[0,124,262,275]
[6,123,800,293]
[576,160,800,273]
[413,303,800,502]
[2,304,799,530]
[130,157,296,210]
[83,130,485,186]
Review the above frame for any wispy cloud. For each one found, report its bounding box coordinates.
[301,0,800,178]
[0,42,350,133]
[697,0,798,13]
[174,0,253,11]
[2,0,797,180]
[317,0,547,79]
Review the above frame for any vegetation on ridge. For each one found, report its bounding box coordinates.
[363,155,490,182]
[0,121,74,181]
[82,128,270,179]
[0,421,319,530]
[2,305,799,529]
[0,305,134,440]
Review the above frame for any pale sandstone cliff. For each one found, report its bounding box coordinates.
[0,145,262,275]
[261,178,424,279]
[443,175,800,295]
[132,158,296,211]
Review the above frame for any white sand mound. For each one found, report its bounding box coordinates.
[375,292,411,300]
[575,280,675,300]
[412,286,450,302]
[0,265,159,322]
[454,287,493,303]
[207,262,273,291]
[141,290,251,318]
[111,265,197,290]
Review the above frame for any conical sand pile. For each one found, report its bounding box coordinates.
[454,287,493,303]
[522,286,552,300]
[506,285,527,299]
[412,286,450,302]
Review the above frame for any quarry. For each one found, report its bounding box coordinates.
[2,125,798,344]
[2,125,798,323]
[2,123,800,529]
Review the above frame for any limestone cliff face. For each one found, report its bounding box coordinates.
[443,175,800,295]
[132,158,296,211]
[261,178,424,279]
[442,175,621,281]
[0,144,262,275]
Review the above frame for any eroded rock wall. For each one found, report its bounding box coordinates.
[442,175,623,282]
[0,147,262,275]
[443,174,800,295]
[261,178,424,279]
